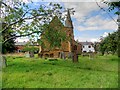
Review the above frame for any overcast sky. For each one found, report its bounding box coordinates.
[16,0,118,42]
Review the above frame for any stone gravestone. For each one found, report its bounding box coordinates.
[25,51,34,58]
[1,56,7,68]
[60,52,65,60]
[60,52,62,59]
[25,52,30,57]
[68,52,72,59]
[29,51,34,57]
[38,53,43,58]
[89,52,94,60]
[72,45,78,62]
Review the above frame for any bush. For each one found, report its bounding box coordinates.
[22,46,39,53]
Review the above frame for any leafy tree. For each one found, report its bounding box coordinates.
[2,23,16,54]
[41,16,67,50]
[93,42,99,53]
[99,39,107,55]
[0,0,64,46]
[0,0,65,67]
[103,1,120,57]
[22,46,39,53]
[99,31,118,55]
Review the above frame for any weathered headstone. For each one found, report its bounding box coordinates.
[68,52,72,59]
[25,52,30,57]
[25,51,34,58]
[89,52,94,60]
[72,52,78,62]
[38,53,43,58]
[1,56,7,68]
[59,52,62,59]
[72,45,78,62]
[60,52,65,60]
[29,52,34,57]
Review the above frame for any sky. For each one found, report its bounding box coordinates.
[16,0,118,42]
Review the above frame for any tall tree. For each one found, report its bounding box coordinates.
[99,31,118,55]
[103,1,120,57]
[0,0,64,67]
[0,0,64,44]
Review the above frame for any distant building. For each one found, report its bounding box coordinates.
[15,41,39,53]
[79,41,95,53]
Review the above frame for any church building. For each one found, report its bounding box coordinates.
[38,10,81,58]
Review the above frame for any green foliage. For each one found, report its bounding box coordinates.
[41,17,67,49]
[22,44,39,53]
[103,1,120,57]
[2,27,16,54]
[0,1,65,54]
[0,0,64,46]
[99,31,118,55]
[2,39,16,54]
[2,55,118,88]
[104,1,120,15]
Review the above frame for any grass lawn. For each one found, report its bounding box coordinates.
[2,54,118,88]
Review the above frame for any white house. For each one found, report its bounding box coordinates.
[79,41,95,53]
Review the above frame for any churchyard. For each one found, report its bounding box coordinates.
[1,0,120,89]
[2,54,118,88]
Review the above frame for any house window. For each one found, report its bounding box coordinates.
[88,45,91,48]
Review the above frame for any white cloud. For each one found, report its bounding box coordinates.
[63,2,117,31]
[75,36,100,42]
[64,2,107,18]
[102,32,108,37]
[73,15,117,31]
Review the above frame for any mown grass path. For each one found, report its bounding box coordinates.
[2,55,118,88]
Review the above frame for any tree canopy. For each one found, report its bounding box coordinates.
[103,1,120,57]
[40,16,67,49]
[99,31,118,55]
[0,0,65,53]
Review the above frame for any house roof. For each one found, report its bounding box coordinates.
[79,41,93,45]
[15,42,28,46]
[15,42,39,46]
